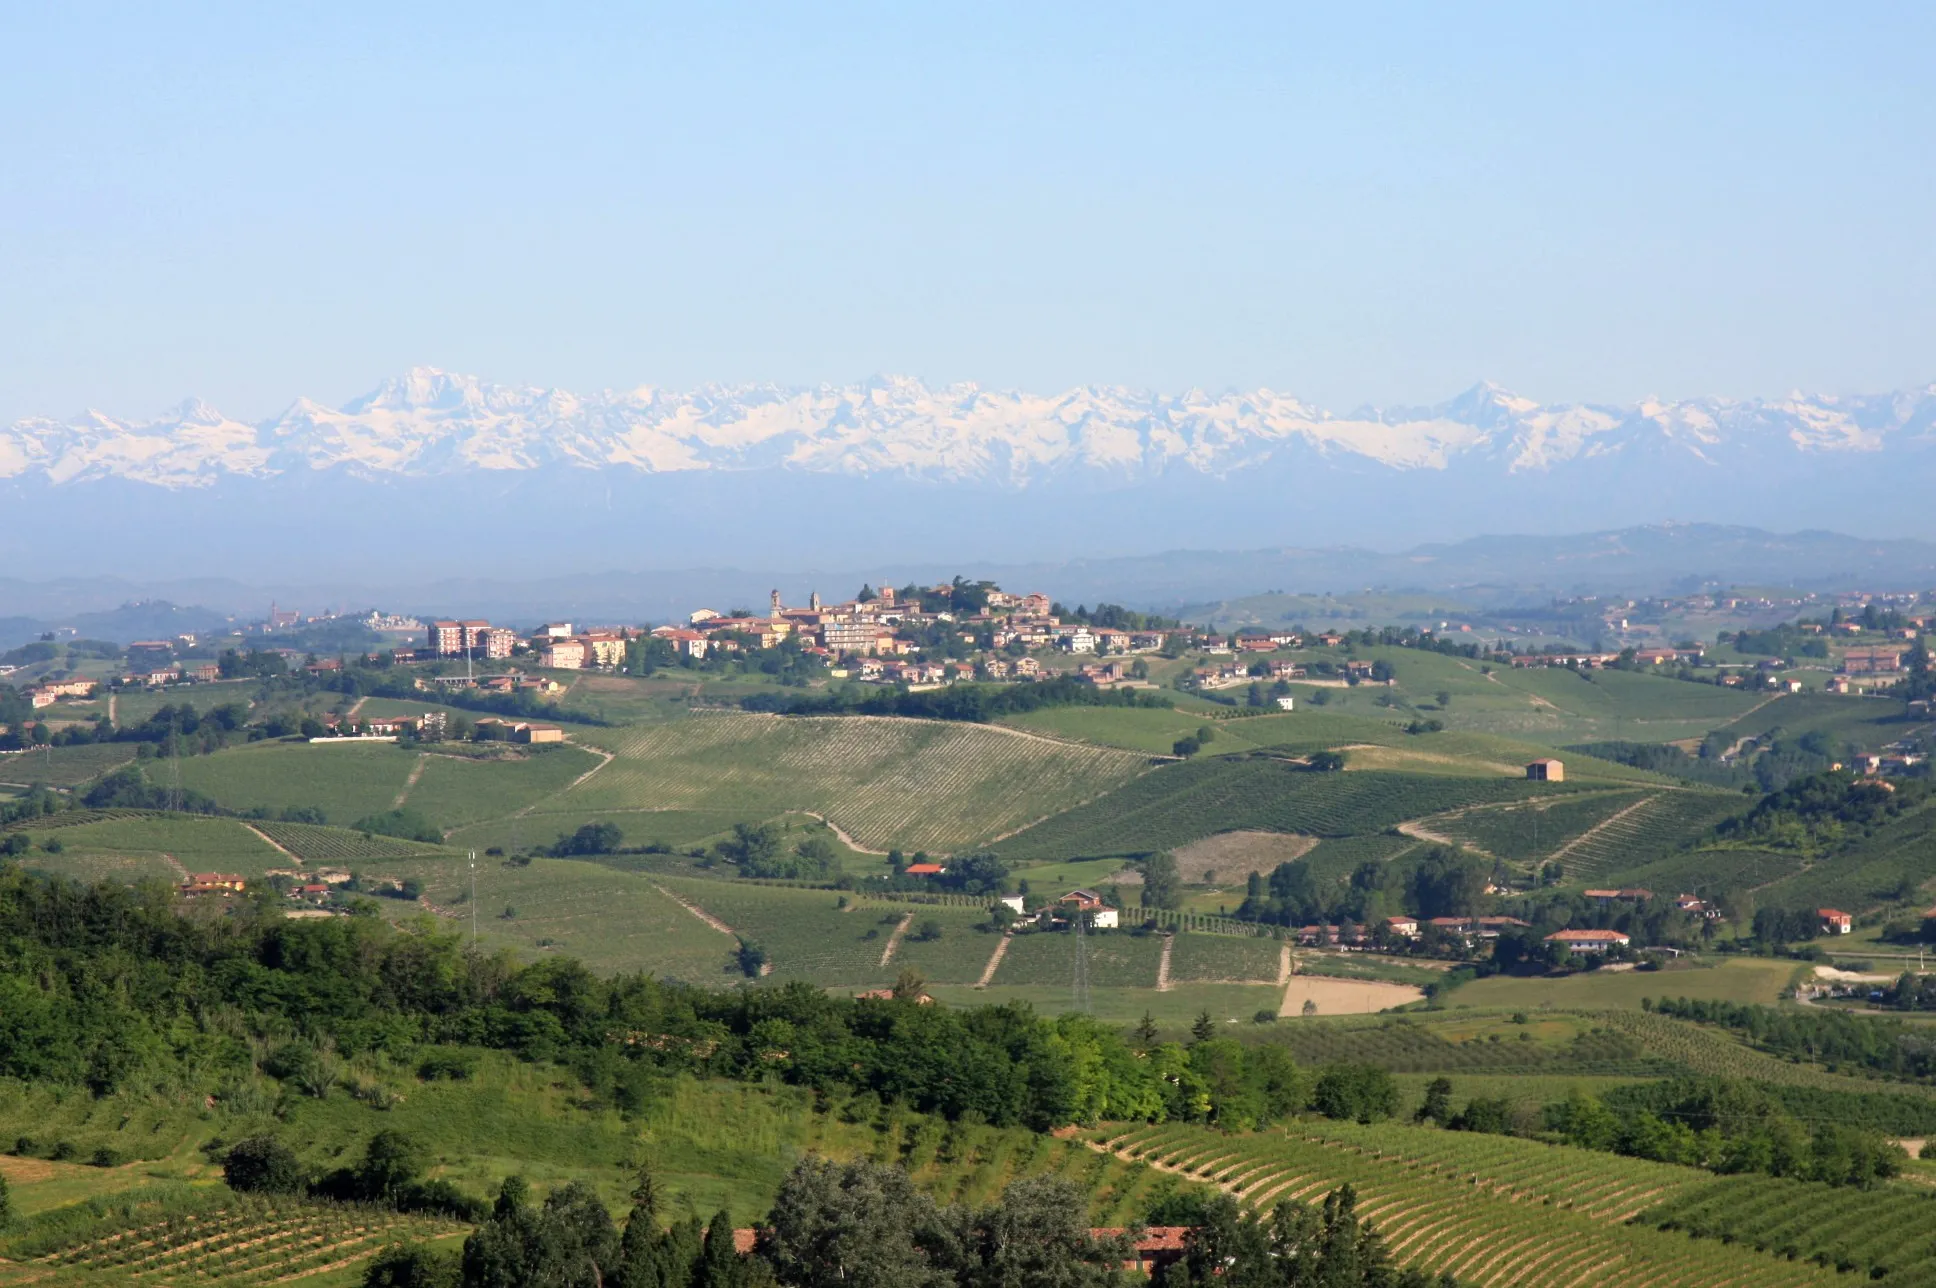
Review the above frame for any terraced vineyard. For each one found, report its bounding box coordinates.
[996,758,1580,861]
[1596,1010,1936,1097]
[1097,1120,1840,1288]
[1640,1174,1936,1282]
[1548,788,1744,883]
[12,1194,462,1285]
[565,713,1150,852]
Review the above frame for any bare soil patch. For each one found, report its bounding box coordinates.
[0,1155,57,1183]
[1279,976,1425,1017]
[1170,831,1318,882]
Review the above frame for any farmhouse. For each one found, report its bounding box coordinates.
[1583,888,1654,905]
[1819,908,1853,935]
[1058,890,1119,929]
[903,862,947,876]
[1544,928,1630,953]
[180,873,246,897]
[1525,758,1565,782]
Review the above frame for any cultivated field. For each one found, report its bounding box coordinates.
[1451,956,1800,1010]
[561,713,1151,852]
[1168,830,1316,882]
[996,758,1578,860]
[1099,1119,1842,1288]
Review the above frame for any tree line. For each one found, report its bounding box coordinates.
[358,1157,1451,1288]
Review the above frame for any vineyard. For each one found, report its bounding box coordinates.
[562,713,1151,852]
[1165,932,1285,984]
[1604,845,1808,902]
[5,1191,463,1285]
[173,743,421,826]
[1595,1010,1936,1098]
[1266,1013,1677,1077]
[29,814,282,872]
[1293,833,1424,888]
[249,820,449,863]
[1546,789,1745,883]
[1641,1174,1936,1283]
[0,742,138,789]
[990,929,1166,989]
[1095,1119,1841,1288]
[995,758,1582,860]
[1425,789,1649,864]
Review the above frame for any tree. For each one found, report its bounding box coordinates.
[1155,1185,1446,1287]
[356,1130,429,1200]
[1416,1076,1453,1126]
[1190,1010,1216,1042]
[958,1173,1129,1287]
[1311,1064,1399,1124]
[1306,749,1346,772]
[1141,852,1183,911]
[759,1158,957,1288]
[553,822,624,856]
[718,822,788,876]
[1172,736,1201,758]
[362,1243,460,1288]
[464,1177,619,1288]
[0,1172,13,1230]
[224,1134,307,1195]
[736,940,768,978]
[1133,1011,1160,1048]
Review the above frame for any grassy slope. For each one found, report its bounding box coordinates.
[562,713,1151,853]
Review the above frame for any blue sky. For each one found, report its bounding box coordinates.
[2,2,1931,424]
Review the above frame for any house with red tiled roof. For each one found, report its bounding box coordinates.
[1545,928,1630,953]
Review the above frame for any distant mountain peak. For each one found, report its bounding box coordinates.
[6,370,1936,491]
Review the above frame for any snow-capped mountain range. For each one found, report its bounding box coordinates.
[8,367,1936,490]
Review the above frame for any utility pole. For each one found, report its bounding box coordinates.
[1072,909,1091,1014]
[468,850,478,947]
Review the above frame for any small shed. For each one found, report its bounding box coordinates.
[1525,758,1565,782]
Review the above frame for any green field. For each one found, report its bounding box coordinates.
[24,813,283,874]
[171,743,420,824]
[988,928,1165,989]
[995,758,1581,860]
[1165,931,1284,983]
[351,857,744,981]
[1449,956,1800,1010]
[560,712,1151,852]
[924,981,1288,1029]
[0,743,138,788]
[169,740,602,832]
[250,819,451,863]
